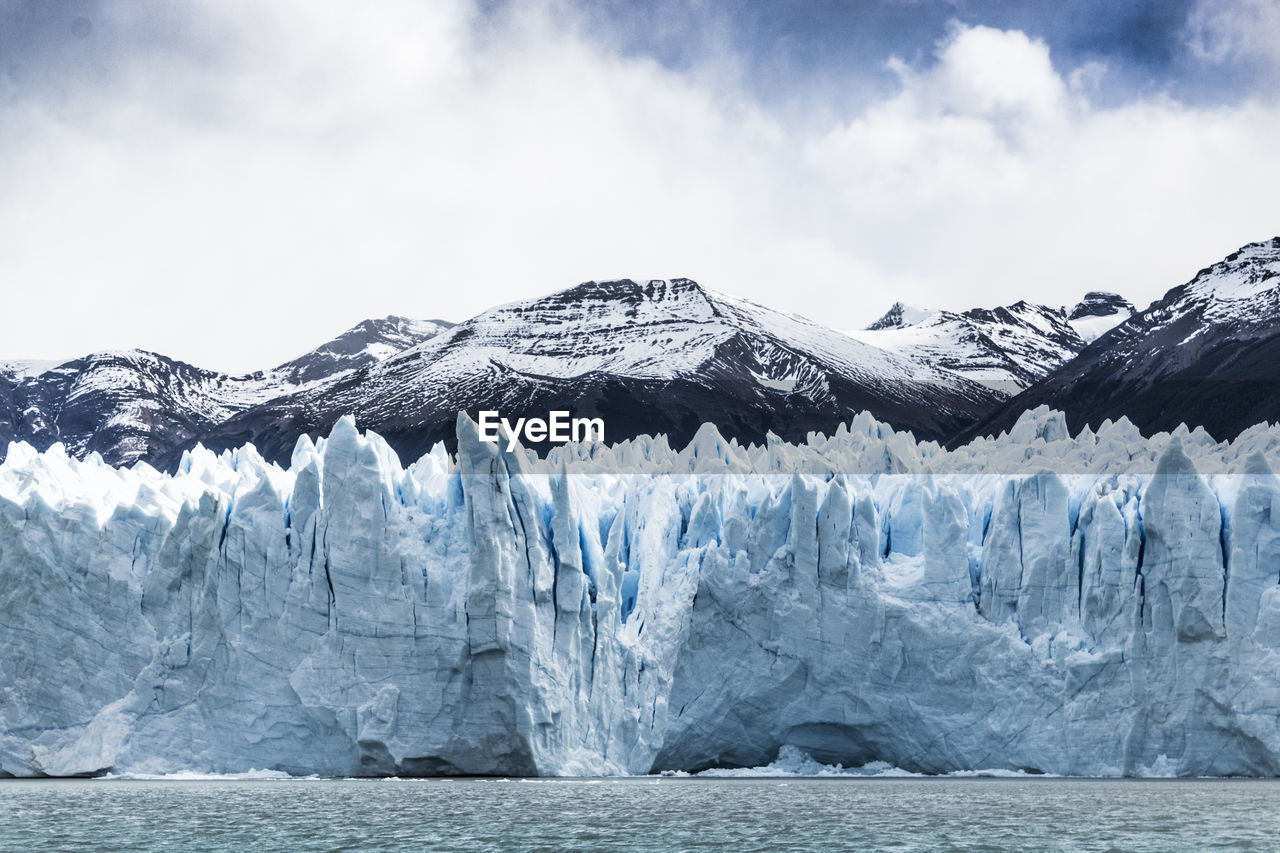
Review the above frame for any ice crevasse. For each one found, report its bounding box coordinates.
[4,406,1280,777]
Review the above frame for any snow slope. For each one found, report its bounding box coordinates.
[4,407,1280,777]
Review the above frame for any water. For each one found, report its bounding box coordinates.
[2,777,1278,852]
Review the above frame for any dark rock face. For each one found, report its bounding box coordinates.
[955,238,1280,445]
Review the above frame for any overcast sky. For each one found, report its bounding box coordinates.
[1,0,1278,373]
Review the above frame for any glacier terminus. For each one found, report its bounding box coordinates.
[4,407,1280,778]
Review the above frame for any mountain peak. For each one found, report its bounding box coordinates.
[356,314,455,335]
[1068,292,1134,321]
[1064,292,1134,344]
[866,302,935,330]
[272,315,454,384]
[553,278,709,306]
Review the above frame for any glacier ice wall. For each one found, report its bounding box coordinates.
[4,407,1280,777]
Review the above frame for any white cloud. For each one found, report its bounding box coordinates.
[916,24,1069,132]
[0,4,1277,372]
[1186,0,1280,67]
[1067,61,1109,94]
[805,24,1280,323]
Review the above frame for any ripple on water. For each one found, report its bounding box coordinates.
[1,778,1278,852]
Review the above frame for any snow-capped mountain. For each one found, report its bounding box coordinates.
[0,316,451,466]
[177,278,1002,466]
[849,293,1133,393]
[961,238,1280,444]
[8,238,1273,471]
[0,352,254,467]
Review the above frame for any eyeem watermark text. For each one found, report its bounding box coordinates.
[478,410,605,451]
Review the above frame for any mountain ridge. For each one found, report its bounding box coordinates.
[955,237,1280,445]
[0,315,453,466]
[171,277,1000,466]
[849,292,1133,393]
[5,238,1279,469]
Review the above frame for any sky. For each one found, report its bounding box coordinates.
[1,0,1277,373]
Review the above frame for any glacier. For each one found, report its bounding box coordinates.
[4,406,1280,778]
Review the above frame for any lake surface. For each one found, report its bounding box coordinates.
[2,777,1278,851]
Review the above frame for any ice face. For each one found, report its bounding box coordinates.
[4,407,1280,778]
